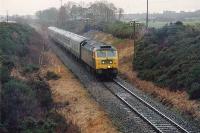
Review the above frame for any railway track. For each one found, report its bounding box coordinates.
[103,78,190,133]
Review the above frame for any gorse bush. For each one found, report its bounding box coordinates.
[0,23,33,57]
[0,23,69,132]
[20,117,57,133]
[134,22,200,99]
[23,64,39,73]
[45,71,60,80]
[30,80,53,109]
[1,80,37,131]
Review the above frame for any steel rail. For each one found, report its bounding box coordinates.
[103,82,164,133]
[113,79,190,133]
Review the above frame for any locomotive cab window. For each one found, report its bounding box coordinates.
[96,50,117,58]
[107,50,117,57]
[96,50,106,57]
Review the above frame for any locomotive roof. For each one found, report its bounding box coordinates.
[48,26,87,43]
[83,40,116,51]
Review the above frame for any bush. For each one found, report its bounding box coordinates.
[23,64,39,73]
[0,67,10,83]
[45,71,60,80]
[46,112,69,132]
[1,80,37,131]
[134,22,200,99]
[188,83,200,100]
[102,21,144,39]
[20,117,56,133]
[0,23,33,57]
[30,80,53,109]
[1,56,14,70]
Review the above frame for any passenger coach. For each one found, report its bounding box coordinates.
[48,27,118,78]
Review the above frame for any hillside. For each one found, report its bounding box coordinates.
[0,23,119,133]
[134,22,200,99]
[85,29,200,123]
[0,22,71,132]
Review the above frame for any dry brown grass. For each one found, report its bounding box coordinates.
[42,51,118,133]
[89,31,200,120]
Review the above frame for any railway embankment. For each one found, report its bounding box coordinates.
[0,23,118,133]
[42,50,119,133]
[46,28,199,132]
[30,24,199,132]
[84,30,200,127]
[32,24,120,133]
[0,22,73,132]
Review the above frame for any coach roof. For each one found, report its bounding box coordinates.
[48,26,87,43]
[82,40,116,51]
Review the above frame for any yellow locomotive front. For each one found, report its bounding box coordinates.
[94,46,118,77]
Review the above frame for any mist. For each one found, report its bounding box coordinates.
[0,0,200,15]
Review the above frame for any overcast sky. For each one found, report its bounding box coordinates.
[0,0,200,15]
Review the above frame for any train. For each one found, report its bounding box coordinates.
[48,27,118,78]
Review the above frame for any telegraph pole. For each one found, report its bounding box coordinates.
[60,0,63,7]
[130,21,139,59]
[146,0,149,29]
[59,0,63,27]
[133,21,136,58]
[6,10,8,22]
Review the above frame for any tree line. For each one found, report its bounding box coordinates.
[35,1,124,27]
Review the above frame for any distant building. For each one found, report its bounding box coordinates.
[0,15,6,22]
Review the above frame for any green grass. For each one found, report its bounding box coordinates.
[139,20,200,28]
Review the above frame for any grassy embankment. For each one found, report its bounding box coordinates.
[85,22,200,122]
[134,22,200,100]
[0,23,77,132]
[44,51,118,133]
[0,23,118,133]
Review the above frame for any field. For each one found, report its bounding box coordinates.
[138,20,200,28]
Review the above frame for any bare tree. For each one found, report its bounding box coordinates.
[118,8,124,21]
[88,1,117,23]
[58,6,68,26]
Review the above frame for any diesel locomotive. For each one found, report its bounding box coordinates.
[48,27,118,78]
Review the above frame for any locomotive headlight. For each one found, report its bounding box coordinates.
[101,61,105,64]
[109,61,113,64]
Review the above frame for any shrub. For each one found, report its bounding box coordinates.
[0,23,33,57]
[134,23,200,99]
[20,117,56,133]
[1,57,14,70]
[45,71,60,80]
[1,80,37,131]
[46,112,69,132]
[188,83,200,100]
[103,21,144,39]
[23,64,39,73]
[0,67,10,83]
[30,80,53,109]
